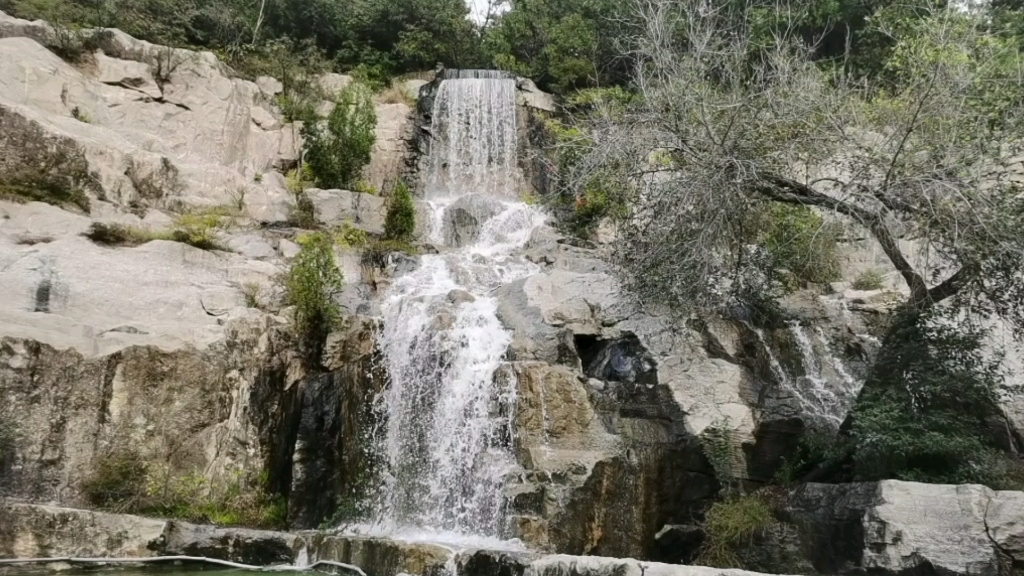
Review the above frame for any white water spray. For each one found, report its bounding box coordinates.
[361,73,543,544]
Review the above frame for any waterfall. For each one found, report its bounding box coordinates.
[424,77,521,199]
[360,73,543,545]
[782,322,863,428]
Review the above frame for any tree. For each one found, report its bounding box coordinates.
[566,0,1024,325]
[286,232,343,365]
[383,180,416,242]
[848,309,1022,486]
[484,0,634,93]
[302,83,377,190]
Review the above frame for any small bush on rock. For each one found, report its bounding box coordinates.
[383,180,415,242]
[302,83,376,190]
[81,446,150,512]
[287,231,343,364]
[853,269,886,291]
[697,494,778,568]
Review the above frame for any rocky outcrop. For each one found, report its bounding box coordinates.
[0,18,298,218]
[0,501,303,564]
[783,481,1024,576]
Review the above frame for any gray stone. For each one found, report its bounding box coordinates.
[364,102,414,193]
[256,75,283,97]
[401,79,428,101]
[94,50,161,98]
[279,238,301,258]
[0,9,53,44]
[307,188,386,234]
[318,73,353,97]
[227,233,277,259]
[786,480,1024,576]
[517,78,557,112]
[442,194,505,247]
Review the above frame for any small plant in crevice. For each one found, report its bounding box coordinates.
[700,421,736,497]
[332,222,369,249]
[242,282,262,309]
[81,445,151,512]
[71,106,92,123]
[289,191,318,229]
[286,231,343,365]
[695,493,779,569]
[852,269,886,291]
[383,180,415,242]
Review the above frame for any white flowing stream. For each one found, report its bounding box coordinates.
[353,72,543,546]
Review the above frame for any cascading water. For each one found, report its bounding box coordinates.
[757,322,864,428]
[360,72,543,545]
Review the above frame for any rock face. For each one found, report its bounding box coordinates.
[783,481,1024,576]
[0,20,298,218]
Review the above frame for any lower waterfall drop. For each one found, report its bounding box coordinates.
[359,72,544,546]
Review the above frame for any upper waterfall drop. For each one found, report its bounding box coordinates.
[424,73,522,200]
[362,71,544,545]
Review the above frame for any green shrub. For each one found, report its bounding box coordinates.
[852,269,886,291]
[696,494,778,568]
[285,166,315,194]
[383,181,415,242]
[171,212,224,250]
[85,222,150,246]
[84,446,286,529]
[71,106,92,123]
[289,191,318,229]
[82,446,151,512]
[360,239,417,270]
[302,83,376,190]
[242,282,262,309]
[332,222,369,249]
[286,232,343,364]
[849,309,1021,486]
[749,203,841,288]
[352,179,378,196]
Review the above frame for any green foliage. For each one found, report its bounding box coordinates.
[285,165,315,194]
[696,494,778,569]
[748,203,841,288]
[332,222,369,249]
[700,422,736,496]
[81,446,151,511]
[484,0,632,93]
[286,231,343,364]
[82,446,286,528]
[242,282,262,309]
[84,222,154,246]
[848,309,1022,486]
[289,191,318,229]
[70,106,92,123]
[302,83,376,190]
[383,180,416,242]
[84,209,233,251]
[170,211,228,250]
[351,179,378,196]
[853,269,885,291]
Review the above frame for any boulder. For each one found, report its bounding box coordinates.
[94,50,161,98]
[785,480,1024,576]
[307,188,386,234]
[318,73,353,97]
[0,9,52,44]
[0,34,297,212]
[227,233,277,259]
[442,194,505,247]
